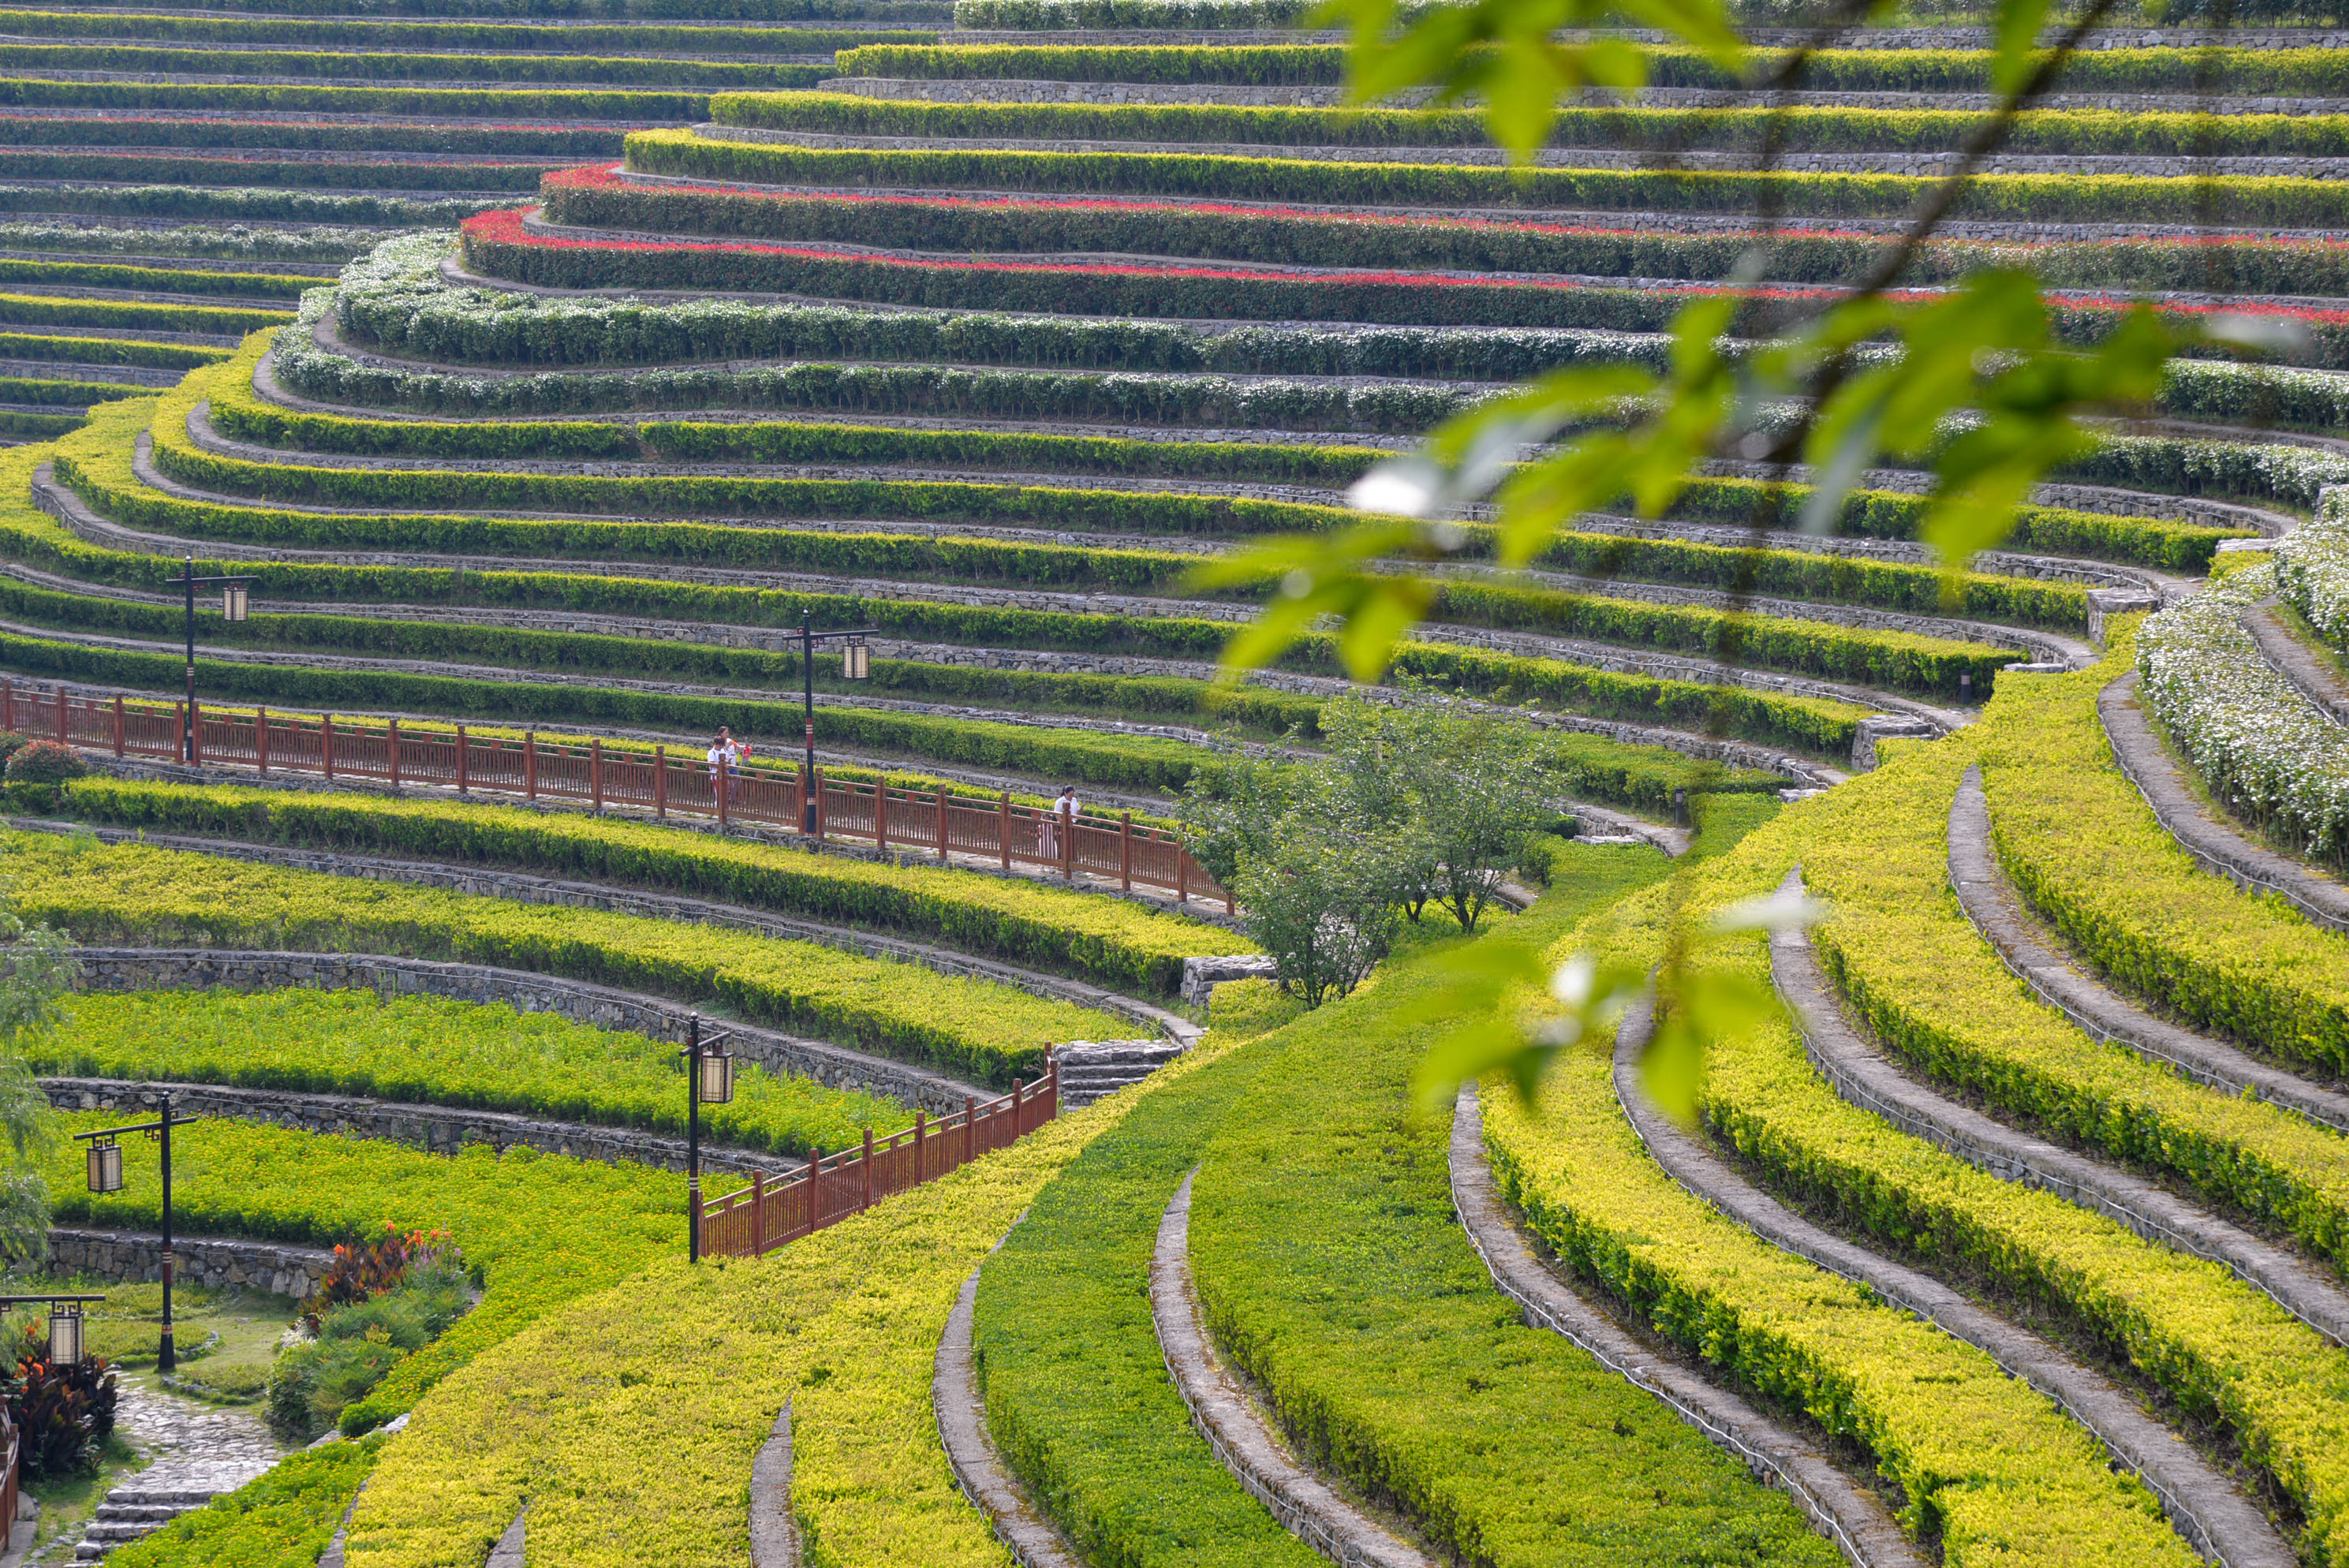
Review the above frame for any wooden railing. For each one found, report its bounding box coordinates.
[13,681,1231,909]
[698,1066,1059,1259]
[0,1400,19,1547]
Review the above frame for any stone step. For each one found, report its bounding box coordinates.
[102,1490,220,1507]
[94,1503,194,1523]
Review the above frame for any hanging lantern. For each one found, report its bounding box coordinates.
[46,1304,82,1368]
[696,1044,736,1106]
[222,583,249,622]
[85,1140,121,1194]
[841,639,870,681]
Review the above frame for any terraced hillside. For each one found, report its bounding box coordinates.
[11,0,2349,1566]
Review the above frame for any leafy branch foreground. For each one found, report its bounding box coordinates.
[1221,0,2251,1105]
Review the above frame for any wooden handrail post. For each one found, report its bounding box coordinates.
[591,738,604,813]
[717,756,730,827]
[456,725,469,793]
[874,776,887,851]
[1176,845,1189,905]
[1010,1078,1024,1141]
[321,714,335,781]
[963,1096,976,1166]
[809,767,823,840]
[55,691,68,748]
[255,705,269,775]
[387,718,401,789]
[750,1169,766,1256]
[793,763,805,835]
[998,793,1011,869]
[1119,812,1133,891]
[654,745,667,818]
[861,1128,875,1212]
[525,732,538,801]
[913,1110,926,1185]
[806,1147,821,1236]
[3,677,13,731]
[1061,812,1074,881]
[935,785,947,861]
[112,695,125,759]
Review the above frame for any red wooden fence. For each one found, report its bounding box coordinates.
[698,1066,1059,1259]
[13,681,1231,909]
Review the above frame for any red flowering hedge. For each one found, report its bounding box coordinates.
[544,165,2349,297]
[467,200,2349,364]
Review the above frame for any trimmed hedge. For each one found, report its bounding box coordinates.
[0,114,626,155]
[0,254,312,299]
[0,10,930,47]
[53,775,1245,994]
[0,151,559,193]
[835,40,2349,96]
[11,829,1105,1083]
[645,122,2349,228]
[0,290,287,334]
[0,178,501,225]
[712,91,2349,159]
[106,1436,383,1568]
[0,80,709,120]
[0,331,231,370]
[0,43,821,87]
[0,375,149,406]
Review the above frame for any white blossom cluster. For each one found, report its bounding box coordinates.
[2138,560,2349,864]
[2273,489,2349,648]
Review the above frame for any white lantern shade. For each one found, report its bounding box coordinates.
[841,640,870,680]
[697,1047,736,1106]
[86,1142,121,1194]
[47,1306,81,1367]
[222,583,249,622]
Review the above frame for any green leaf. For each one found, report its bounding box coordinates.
[1991,0,2052,96]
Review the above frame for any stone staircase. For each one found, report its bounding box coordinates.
[73,1488,218,1559]
[1051,1040,1187,1108]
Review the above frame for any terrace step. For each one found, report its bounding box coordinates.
[1051,1038,1186,1107]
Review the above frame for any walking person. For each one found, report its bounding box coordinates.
[706,727,738,787]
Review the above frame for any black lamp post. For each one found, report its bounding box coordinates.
[169,556,256,764]
[795,613,876,833]
[74,1093,196,1372]
[682,1014,736,1263]
[0,1296,105,1368]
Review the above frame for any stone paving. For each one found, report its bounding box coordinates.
[39,1383,287,1562]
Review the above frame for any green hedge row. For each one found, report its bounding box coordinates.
[831,40,2349,96]
[640,125,2349,228]
[0,79,709,119]
[0,254,312,299]
[0,289,286,334]
[0,43,821,86]
[53,775,1234,995]
[0,9,929,47]
[0,115,625,155]
[0,375,149,406]
[0,151,556,193]
[0,330,230,370]
[0,177,499,225]
[206,393,2089,631]
[724,91,2349,158]
[540,177,2349,296]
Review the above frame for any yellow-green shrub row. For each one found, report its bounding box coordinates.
[1482,855,2198,1566]
[1979,636,2349,1080]
[57,776,1244,996]
[351,1029,1243,1568]
[5,831,1111,1083]
[1705,745,2349,1562]
[1798,654,2349,1270]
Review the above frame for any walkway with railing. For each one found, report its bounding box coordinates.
[15,681,1231,909]
[699,1067,1059,1258]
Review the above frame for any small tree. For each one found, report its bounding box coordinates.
[1234,819,1406,1009]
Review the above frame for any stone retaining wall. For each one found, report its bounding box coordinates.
[48,1228,333,1302]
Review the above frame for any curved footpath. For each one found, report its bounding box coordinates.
[935,1266,1084,1568]
[1448,1081,1921,1568]
[1947,767,2349,1128]
[2099,670,2349,932]
[1610,1000,2291,1568]
[15,815,1201,1040]
[1767,874,2349,1349]
[1148,1169,1434,1568]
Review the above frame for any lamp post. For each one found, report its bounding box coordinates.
[683,1015,736,1263]
[169,557,256,764]
[0,1296,105,1368]
[74,1094,195,1371]
[795,613,876,834]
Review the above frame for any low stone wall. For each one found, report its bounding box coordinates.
[69,947,984,1111]
[48,1228,333,1302]
[41,1077,781,1181]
